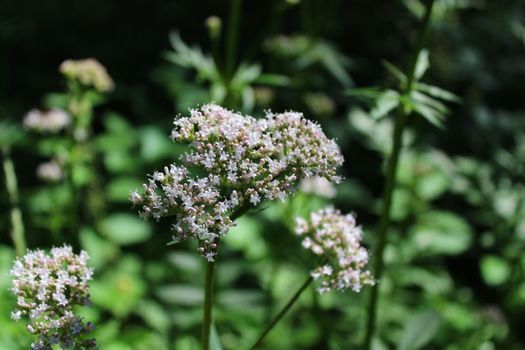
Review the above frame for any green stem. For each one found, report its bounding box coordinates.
[363,1,435,349]
[1,147,26,257]
[202,260,216,350]
[250,276,313,349]
[225,0,242,80]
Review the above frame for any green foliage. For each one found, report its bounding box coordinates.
[1,1,524,349]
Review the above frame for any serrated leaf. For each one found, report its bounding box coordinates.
[396,310,440,350]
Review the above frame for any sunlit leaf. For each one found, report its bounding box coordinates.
[480,255,511,286]
[414,49,430,81]
[396,309,441,350]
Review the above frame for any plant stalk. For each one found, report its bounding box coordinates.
[225,0,242,80]
[250,276,313,349]
[1,147,26,257]
[202,260,216,350]
[363,1,435,349]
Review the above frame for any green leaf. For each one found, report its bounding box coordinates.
[370,90,400,119]
[414,49,429,81]
[99,213,152,245]
[255,74,291,87]
[480,255,511,286]
[91,256,146,318]
[409,97,445,128]
[106,177,142,203]
[156,285,203,306]
[396,309,440,350]
[346,87,383,101]
[210,323,223,350]
[382,60,407,83]
[410,211,472,256]
[79,227,118,269]
[416,83,461,102]
[138,126,176,162]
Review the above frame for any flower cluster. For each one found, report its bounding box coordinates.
[295,207,374,293]
[60,58,114,92]
[10,246,96,350]
[23,108,70,133]
[300,176,336,198]
[37,160,64,183]
[131,103,343,260]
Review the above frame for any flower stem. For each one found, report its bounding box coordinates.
[250,276,313,349]
[225,0,242,80]
[1,147,26,257]
[202,259,216,350]
[362,1,435,349]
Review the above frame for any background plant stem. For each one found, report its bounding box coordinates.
[202,260,216,350]
[1,147,27,257]
[250,276,313,349]
[225,0,242,80]
[363,1,435,348]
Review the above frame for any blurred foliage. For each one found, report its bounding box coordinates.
[1,0,525,349]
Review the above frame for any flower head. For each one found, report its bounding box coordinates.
[295,207,374,293]
[10,245,96,350]
[23,108,70,133]
[37,160,63,183]
[60,58,114,92]
[132,104,343,260]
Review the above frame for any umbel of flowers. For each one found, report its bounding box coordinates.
[295,207,375,293]
[131,103,344,261]
[10,245,96,350]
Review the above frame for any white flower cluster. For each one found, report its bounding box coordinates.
[23,108,70,133]
[10,246,96,350]
[300,176,336,198]
[37,160,63,183]
[60,58,114,92]
[295,207,374,294]
[131,104,344,261]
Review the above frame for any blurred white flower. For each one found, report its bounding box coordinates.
[300,176,337,198]
[37,161,63,183]
[60,58,114,92]
[23,108,70,133]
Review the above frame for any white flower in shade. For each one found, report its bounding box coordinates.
[10,245,96,350]
[299,176,337,198]
[36,161,63,183]
[23,108,70,133]
[295,207,375,294]
[60,58,114,92]
[132,104,344,260]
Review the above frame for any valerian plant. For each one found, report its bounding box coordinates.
[129,103,372,349]
[10,246,96,350]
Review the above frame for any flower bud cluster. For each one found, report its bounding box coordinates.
[131,104,343,260]
[295,207,374,294]
[23,109,70,133]
[10,246,96,350]
[60,58,114,92]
